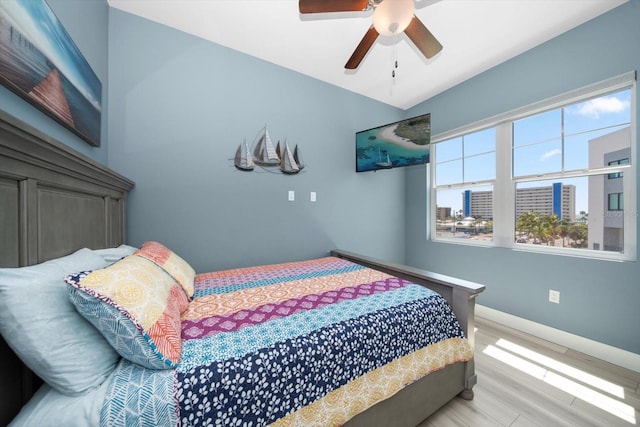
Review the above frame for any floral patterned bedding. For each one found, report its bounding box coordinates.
[101,257,472,426]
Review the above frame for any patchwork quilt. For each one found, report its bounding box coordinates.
[101,257,473,426]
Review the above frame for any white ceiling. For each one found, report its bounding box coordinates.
[107,0,628,110]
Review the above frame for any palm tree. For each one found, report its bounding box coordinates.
[516,210,539,241]
[558,218,570,247]
[578,211,589,224]
[542,214,559,246]
[568,223,588,248]
[472,216,482,234]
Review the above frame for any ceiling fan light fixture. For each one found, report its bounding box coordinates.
[372,0,415,36]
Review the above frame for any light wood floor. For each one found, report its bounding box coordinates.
[421,317,640,427]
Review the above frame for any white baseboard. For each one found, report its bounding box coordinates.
[476,305,640,374]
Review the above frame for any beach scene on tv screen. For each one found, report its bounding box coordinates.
[356,114,430,172]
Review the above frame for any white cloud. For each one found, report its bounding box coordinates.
[569,96,630,119]
[540,148,561,161]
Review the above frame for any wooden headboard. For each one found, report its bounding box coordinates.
[0,110,134,425]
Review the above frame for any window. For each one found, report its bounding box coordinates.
[608,158,629,179]
[430,73,636,260]
[434,128,495,242]
[608,193,623,211]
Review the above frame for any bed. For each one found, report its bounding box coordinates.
[0,111,485,426]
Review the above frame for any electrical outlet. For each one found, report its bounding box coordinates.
[549,290,560,304]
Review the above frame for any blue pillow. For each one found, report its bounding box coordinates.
[0,248,120,396]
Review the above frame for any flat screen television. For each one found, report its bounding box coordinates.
[356,113,431,172]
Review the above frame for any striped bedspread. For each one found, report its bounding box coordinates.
[102,257,472,426]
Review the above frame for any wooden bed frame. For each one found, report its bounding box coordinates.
[0,111,134,425]
[0,111,485,426]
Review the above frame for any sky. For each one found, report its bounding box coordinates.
[434,88,632,216]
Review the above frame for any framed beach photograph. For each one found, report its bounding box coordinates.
[0,0,102,147]
[355,113,431,172]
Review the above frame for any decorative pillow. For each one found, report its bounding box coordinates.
[0,248,120,396]
[134,241,195,298]
[65,255,189,369]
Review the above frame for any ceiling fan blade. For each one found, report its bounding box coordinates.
[404,16,443,59]
[299,0,369,14]
[345,26,379,69]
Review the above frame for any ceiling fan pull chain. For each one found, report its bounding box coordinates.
[392,33,398,79]
[390,32,399,94]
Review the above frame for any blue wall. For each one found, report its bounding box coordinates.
[3,0,637,356]
[0,0,109,164]
[405,1,640,354]
[106,9,406,272]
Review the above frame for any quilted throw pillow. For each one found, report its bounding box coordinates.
[135,241,195,298]
[65,255,189,369]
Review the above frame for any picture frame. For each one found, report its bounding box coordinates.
[0,0,102,147]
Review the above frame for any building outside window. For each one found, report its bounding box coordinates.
[431,73,635,260]
[608,158,629,179]
[434,127,495,240]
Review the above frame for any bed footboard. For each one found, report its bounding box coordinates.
[330,249,485,398]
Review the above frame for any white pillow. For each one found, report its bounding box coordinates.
[0,248,120,396]
[8,379,107,427]
[92,244,138,264]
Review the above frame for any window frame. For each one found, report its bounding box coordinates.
[608,192,624,211]
[429,72,637,261]
[608,158,629,179]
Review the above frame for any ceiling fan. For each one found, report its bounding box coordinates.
[298,0,443,69]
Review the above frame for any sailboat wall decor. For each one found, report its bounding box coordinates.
[234,141,254,171]
[280,143,300,175]
[252,127,280,166]
[293,145,305,170]
[233,126,305,175]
